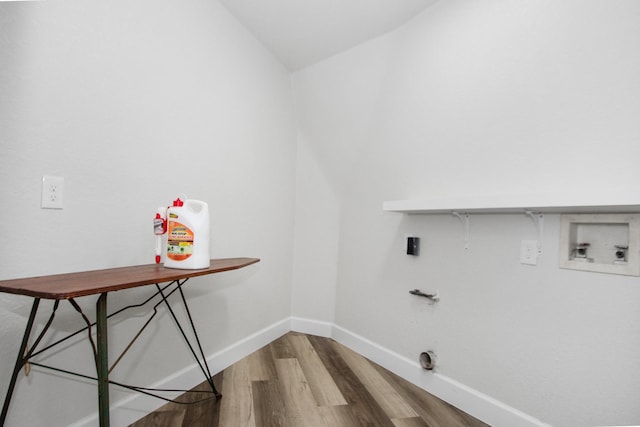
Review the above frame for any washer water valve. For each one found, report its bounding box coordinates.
[572,243,593,262]
[614,245,628,264]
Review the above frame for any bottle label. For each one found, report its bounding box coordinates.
[167,220,194,261]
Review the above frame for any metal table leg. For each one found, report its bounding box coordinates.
[156,281,221,399]
[2,285,215,427]
[96,293,110,427]
[1,298,40,426]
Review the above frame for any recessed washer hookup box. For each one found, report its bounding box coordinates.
[559,213,640,276]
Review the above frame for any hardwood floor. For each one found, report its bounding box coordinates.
[130,332,489,427]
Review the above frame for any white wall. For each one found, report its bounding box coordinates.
[292,1,640,426]
[0,1,296,426]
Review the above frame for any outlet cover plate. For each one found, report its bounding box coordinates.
[520,240,538,266]
[41,175,64,209]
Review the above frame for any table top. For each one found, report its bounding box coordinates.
[0,258,260,300]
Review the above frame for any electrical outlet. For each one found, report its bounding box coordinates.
[520,240,538,266]
[41,175,64,209]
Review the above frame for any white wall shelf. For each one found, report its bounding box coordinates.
[383,196,640,255]
[383,196,640,214]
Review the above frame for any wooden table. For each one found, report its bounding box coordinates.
[0,258,259,427]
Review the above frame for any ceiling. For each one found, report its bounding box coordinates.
[218,0,438,71]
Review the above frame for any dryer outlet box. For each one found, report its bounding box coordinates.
[407,237,420,256]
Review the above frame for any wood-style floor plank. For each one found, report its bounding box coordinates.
[252,380,288,427]
[392,417,430,427]
[333,339,419,419]
[217,356,255,427]
[285,333,347,407]
[134,410,185,427]
[269,332,297,359]
[307,334,397,427]
[275,357,326,427]
[317,404,363,427]
[248,345,278,382]
[130,333,490,427]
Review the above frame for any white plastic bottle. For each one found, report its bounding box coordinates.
[164,198,210,269]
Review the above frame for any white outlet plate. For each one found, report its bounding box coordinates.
[520,240,538,266]
[41,175,64,209]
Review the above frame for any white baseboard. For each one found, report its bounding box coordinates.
[71,316,548,427]
[290,316,333,337]
[293,318,551,427]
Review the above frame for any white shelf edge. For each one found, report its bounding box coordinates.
[383,198,640,214]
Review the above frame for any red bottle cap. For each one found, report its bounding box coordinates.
[173,198,184,207]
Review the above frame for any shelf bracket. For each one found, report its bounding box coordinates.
[452,212,470,250]
[525,211,544,255]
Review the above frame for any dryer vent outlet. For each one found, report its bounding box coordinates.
[419,351,436,370]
